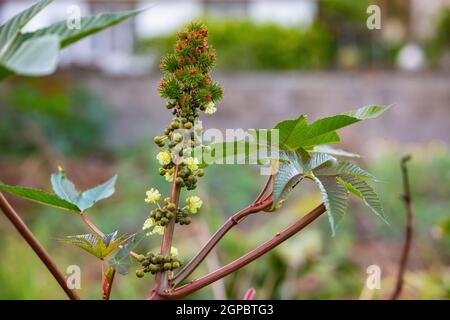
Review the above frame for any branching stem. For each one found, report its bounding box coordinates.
[160,203,326,299]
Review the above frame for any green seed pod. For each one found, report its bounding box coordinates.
[160,217,169,225]
[167,203,177,211]
[136,254,146,263]
[155,211,162,220]
[142,259,151,267]
[149,264,158,274]
[153,136,163,145]
[183,122,193,129]
[150,210,156,218]
[166,211,174,219]
[151,256,158,264]
[159,168,166,176]
[185,216,192,224]
[163,263,172,271]
[176,177,184,186]
[188,175,197,183]
[136,269,145,278]
[197,169,204,177]
[171,121,180,129]
[172,261,180,269]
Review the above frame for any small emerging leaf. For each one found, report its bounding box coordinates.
[63,231,129,260]
[315,162,377,180]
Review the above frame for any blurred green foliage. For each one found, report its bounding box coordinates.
[137,20,336,70]
[426,7,450,66]
[0,141,448,299]
[0,78,111,157]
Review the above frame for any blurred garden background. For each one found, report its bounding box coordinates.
[0,0,449,299]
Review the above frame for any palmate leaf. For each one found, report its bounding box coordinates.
[273,105,391,151]
[312,174,349,236]
[337,175,386,223]
[272,150,336,208]
[315,162,377,180]
[50,171,117,211]
[0,183,80,212]
[0,0,52,56]
[63,231,129,260]
[0,1,144,80]
[312,145,360,158]
[23,9,143,49]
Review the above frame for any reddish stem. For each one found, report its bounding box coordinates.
[243,288,256,300]
[160,203,326,299]
[172,195,273,287]
[391,156,414,300]
[0,192,80,300]
[102,263,116,300]
[149,164,181,299]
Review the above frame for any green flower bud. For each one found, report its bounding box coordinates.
[172,261,180,269]
[183,122,193,129]
[136,270,145,278]
[163,263,172,271]
[167,203,177,211]
[136,254,146,263]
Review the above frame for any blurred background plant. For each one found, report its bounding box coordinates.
[0,0,449,300]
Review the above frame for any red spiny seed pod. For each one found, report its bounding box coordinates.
[204,93,212,101]
[189,69,197,76]
[210,53,216,61]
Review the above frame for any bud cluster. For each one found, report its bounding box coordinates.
[136,252,182,277]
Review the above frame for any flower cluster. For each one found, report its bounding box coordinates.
[150,22,222,226]
[136,247,181,277]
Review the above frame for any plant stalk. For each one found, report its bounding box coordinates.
[160,203,326,299]
[148,164,181,299]
[0,192,80,300]
[391,155,414,300]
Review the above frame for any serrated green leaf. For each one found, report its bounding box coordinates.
[312,145,360,158]
[273,105,390,151]
[343,105,392,120]
[0,0,52,57]
[312,175,349,236]
[315,162,377,180]
[63,231,129,260]
[20,8,143,49]
[272,150,336,209]
[272,151,305,208]
[337,175,386,223]
[108,230,147,275]
[0,183,80,212]
[0,2,144,81]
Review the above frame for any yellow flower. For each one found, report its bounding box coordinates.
[156,151,172,166]
[164,168,174,182]
[204,101,216,115]
[185,196,203,214]
[142,218,164,235]
[184,157,199,171]
[145,188,161,204]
